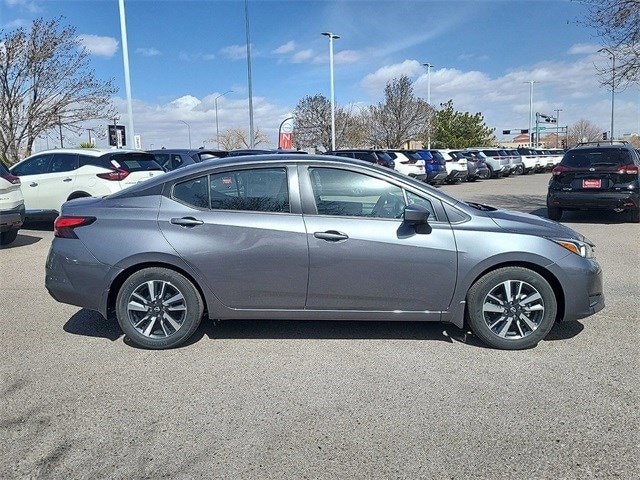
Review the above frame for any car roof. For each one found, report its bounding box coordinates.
[148,149,226,155]
[27,148,143,158]
[110,153,462,205]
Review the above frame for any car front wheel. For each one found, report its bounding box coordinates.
[115,267,204,349]
[547,204,562,221]
[0,228,19,245]
[466,267,557,350]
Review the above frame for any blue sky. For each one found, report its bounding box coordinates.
[2,0,639,149]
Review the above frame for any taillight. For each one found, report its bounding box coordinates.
[97,169,129,181]
[618,165,639,175]
[54,216,96,238]
[1,172,20,184]
[552,165,570,176]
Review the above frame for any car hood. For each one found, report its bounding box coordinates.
[487,209,589,243]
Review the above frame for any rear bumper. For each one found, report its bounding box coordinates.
[45,238,113,315]
[446,170,468,181]
[426,171,448,184]
[547,190,640,210]
[0,204,25,232]
[409,173,427,181]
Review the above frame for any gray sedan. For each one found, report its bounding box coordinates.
[45,155,604,350]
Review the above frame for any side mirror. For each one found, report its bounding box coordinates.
[403,204,430,225]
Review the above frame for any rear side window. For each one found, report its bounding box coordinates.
[562,148,632,168]
[173,175,209,208]
[109,152,162,172]
[210,168,289,213]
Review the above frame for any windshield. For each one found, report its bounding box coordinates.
[110,152,163,171]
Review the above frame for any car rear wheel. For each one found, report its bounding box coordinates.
[115,267,204,349]
[466,267,557,350]
[630,207,640,223]
[0,228,19,245]
[547,205,562,221]
[487,165,495,178]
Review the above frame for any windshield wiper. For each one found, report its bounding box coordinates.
[465,201,496,211]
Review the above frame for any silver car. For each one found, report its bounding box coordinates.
[46,155,604,350]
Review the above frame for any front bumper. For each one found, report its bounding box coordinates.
[548,190,640,210]
[0,204,25,232]
[550,255,604,322]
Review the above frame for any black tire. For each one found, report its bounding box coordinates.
[630,207,640,223]
[547,205,562,221]
[487,165,495,178]
[115,267,204,349]
[68,191,91,201]
[466,267,557,350]
[0,228,19,245]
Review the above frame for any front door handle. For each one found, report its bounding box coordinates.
[30,182,38,187]
[171,217,204,227]
[63,178,73,182]
[314,230,349,242]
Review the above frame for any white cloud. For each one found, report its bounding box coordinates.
[291,49,313,63]
[568,43,600,55]
[77,34,118,58]
[5,0,41,13]
[3,18,29,29]
[179,51,215,62]
[335,50,362,64]
[273,41,295,54]
[136,47,161,57]
[220,44,249,60]
[361,60,425,93]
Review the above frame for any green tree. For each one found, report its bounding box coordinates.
[430,100,494,148]
[0,17,117,163]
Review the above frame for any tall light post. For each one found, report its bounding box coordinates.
[423,62,435,148]
[244,0,255,148]
[322,32,340,151]
[215,90,232,149]
[179,120,191,148]
[553,108,563,147]
[524,80,537,147]
[118,0,135,143]
[598,47,616,140]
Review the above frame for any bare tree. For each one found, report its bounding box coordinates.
[216,128,269,150]
[581,0,640,85]
[367,76,430,148]
[567,119,603,146]
[0,17,117,163]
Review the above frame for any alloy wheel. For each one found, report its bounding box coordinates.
[482,280,545,339]
[126,280,187,338]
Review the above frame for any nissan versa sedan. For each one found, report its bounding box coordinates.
[46,155,604,350]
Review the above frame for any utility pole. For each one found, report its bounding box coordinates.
[58,116,63,148]
[423,62,435,149]
[553,109,563,147]
[599,47,615,140]
[322,32,340,151]
[244,0,255,148]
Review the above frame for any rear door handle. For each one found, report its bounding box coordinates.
[314,230,349,242]
[171,217,204,227]
[30,182,38,187]
[63,178,73,182]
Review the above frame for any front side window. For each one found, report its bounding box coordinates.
[11,154,53,176]
[309,167,405,219]
[210,168,289,213]
[406,191,436,220]
[173,175,209,209]
[49,153,78,173]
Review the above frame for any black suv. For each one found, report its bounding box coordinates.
[547,141,640,222]
[325,150,395,169]
[148,149,227,171]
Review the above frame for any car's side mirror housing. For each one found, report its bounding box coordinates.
[403,204,430,225]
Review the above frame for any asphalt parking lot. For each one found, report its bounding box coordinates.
[1,172,638,479]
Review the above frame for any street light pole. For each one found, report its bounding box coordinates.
[118,0,135,143]
[215,90,232,149]
[524,80,536,147]
[179,120,191,148]
[322,32,340,151]
[244,0,255,148]
[423,62,434,149]
[553,108,563,147]
[599,47,616,140]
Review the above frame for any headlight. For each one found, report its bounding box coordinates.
[552,238,595,258]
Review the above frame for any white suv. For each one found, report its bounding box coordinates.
[385,150,427,180]
[0,162,25,245]
[433,149,468,183]
[10,149,164,219]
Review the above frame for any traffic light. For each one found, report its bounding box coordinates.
[602,132,608,140]
[561,139,566,148]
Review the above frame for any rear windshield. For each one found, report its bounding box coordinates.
[482,150,500,156]
[375,152,393,162]
[561,148,633,168]
[109,152,163,172]
[517,148,535,155]
[401,151,423,161]
[0,162,10,176]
